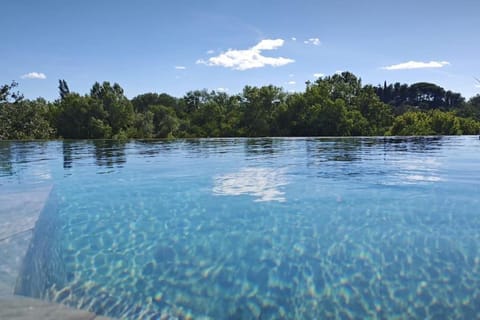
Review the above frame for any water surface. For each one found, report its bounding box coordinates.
[2,137,480,319]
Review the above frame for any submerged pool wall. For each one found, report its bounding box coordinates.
[14,188,68,299]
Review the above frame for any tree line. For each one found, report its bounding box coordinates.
[1,72,479,140]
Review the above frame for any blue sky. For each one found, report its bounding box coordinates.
[2,0,479,101]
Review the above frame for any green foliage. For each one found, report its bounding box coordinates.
[388,111,434,136]
[430,110,461,135]
[148,105,179,138]
[0,99,54,139]
[0,81,23,103]
[375,81,465,111]
[58,79,70,100]
[387,110,479,136]
[315,100,351,136]
[355,86,393,135]
[131,93,177,113]
[346,110,370,136]
[323,72,362,106]
[458,95,480,120]
[458,116,480,134]
[240,85,285,136]
[130,111,154,138]
[90,82,134,135]
[1,75,479,141]
[55,93,110,138]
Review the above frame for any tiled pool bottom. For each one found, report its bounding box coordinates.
[6,137,480,319]
[17,187,480,319]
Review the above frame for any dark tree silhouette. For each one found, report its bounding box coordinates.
[58,79,70,99]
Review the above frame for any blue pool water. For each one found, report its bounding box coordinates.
[2,137,480,319]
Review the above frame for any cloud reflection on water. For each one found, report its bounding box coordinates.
[213,167,287,202]
[389,157,444,185]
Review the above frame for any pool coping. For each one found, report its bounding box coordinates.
[0,295,113,320]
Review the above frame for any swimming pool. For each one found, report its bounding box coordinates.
[2,137,480,319]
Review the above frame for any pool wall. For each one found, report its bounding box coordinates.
[0,186,52,295]
[15,188,68,299]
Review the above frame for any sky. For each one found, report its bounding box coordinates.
[2,0,479,101]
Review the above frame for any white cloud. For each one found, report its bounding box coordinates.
[335,70,344,75]
[382,60,450,70]
[289,73,294,77]
[304,38,321,46]
[21,72,46,79]
[313,73,324,78]
[196,38,294,70]
[291,37,297,41]
[288,80,296,85]
[216,87,229,92]
[175,65,186,70]
[206,49,215,55]
[475,84,480,88]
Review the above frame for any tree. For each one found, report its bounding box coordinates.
[55,93,110,139]
[388,111,434,136]
[0,99,54,139]
[131,93,178,113]
[190,100,225,137]
[0,81,23,104]
[375,81,465,112]
[430,110,461,135]
[240,85,286,136]
[346,109,370,136]
[58,79,70,100]
[315,99,351,136]
[148,105,179,138]
[130,111,154,138]
[90,82,134,137]
[1,72,478,139]
[283,93,308,136]
[409,82,447,109]
[355,86,393,135]
[313,72,362,107]
[183,90,211,113]
[330,72,362,106]
[458,117,480,134]
[459,95,480,120]
[444,90,464,109]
